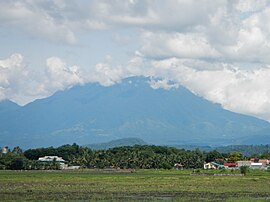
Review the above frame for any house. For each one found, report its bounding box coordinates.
[250,158,269,163]
[258,159,269,165]
[204,162,216,169]
[237,161,251,167]
[174,163,183,170]
[211,162,225,169]
[204,162,224,169]
[251,162,264,169]
[252,159,269,166]
[61,165,80,170]
[38,156,65,162]
[37,156,80,170]
[1,146,9,154]
[250,158,269,169]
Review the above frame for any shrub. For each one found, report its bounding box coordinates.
[240,166,249,176]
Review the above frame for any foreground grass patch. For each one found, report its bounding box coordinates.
[0,169,269,201]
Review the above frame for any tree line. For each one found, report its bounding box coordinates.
[1,144,270,170]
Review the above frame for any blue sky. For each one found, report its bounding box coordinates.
[1,0,270,121]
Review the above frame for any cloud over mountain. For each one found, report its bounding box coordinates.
[1,0,270,121]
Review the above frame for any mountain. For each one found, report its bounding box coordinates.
[85,138,148,150]
[1,76,270,148]
[0,100,20,113]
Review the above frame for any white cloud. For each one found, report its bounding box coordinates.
[236,0,267,12]
[0,53,24,69]
[1,0,269,58]
[45,57,84,90]
[148,79,179,90]
[0,54,86,105]
[0,54,136,105]
[140,32,221,59]
[0,1,76,44]
[0,53,27,101]
[146,58,270,121]
[91,63,124,86]
[0,1,230,44]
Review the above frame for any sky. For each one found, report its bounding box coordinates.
[1,0,270,121]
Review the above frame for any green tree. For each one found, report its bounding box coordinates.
[10,158,25,170]
[12,146,23,155]
[205,150,224,162]
[240,166,249,176]
[228,152,243,162]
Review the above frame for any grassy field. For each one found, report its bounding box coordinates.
[0,169,270,201]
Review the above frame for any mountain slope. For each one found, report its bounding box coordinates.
[85,138,148,150]
[1,76,270,148]
[0,100,20,113]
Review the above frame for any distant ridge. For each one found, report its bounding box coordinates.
[173,144,270,156]
[211,144,270,156]
[85,138,148,150]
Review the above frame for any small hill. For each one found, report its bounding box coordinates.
[85,138,148,150]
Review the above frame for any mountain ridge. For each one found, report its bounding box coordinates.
[1,76,270,148]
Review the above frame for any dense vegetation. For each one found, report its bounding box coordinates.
[212,144,270,157]
[1,144,270,170]
[1,144,204,170]
[23,144,204,169]
[176,144,270,156]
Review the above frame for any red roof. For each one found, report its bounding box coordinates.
[250,158,269,163]
[259,159,269,163]
[224,163,237,167]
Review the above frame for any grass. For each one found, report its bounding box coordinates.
[0,169,269,201]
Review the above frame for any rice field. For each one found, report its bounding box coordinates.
[0,169,270,201]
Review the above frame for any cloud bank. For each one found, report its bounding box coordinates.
[2,0,270,121]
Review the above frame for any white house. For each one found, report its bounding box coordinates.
[38,156,65,162]
[1,146,9,154]
[37,156,81,170]
[204,162,217,169]
[250,162,263,169]
[174,163,183,170]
